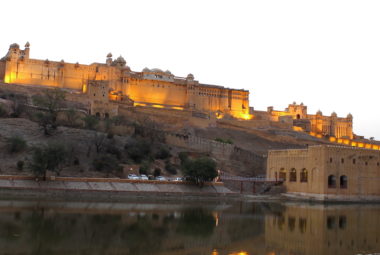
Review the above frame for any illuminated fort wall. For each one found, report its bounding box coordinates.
[267,145,380,199]
[0,43,249,119]
[267,102,353,139]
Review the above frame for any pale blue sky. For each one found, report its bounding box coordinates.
[1,0,380,138]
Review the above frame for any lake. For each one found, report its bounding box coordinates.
[0,199,379,255]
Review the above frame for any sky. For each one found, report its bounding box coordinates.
[1,0,380,138]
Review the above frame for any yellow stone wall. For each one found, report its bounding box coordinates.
[267,145,380,198]
[0,43,249,119]
[267,103,353,139]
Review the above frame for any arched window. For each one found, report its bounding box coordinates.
[289,168,297,182]
[328,175,336,188]
[340,175,348,189]
[104,113,109,119]
[300,168,308,183]
[95,112,100,119]
[279,168,286,181]
[296,114,301,119]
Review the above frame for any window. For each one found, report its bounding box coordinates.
[328,175,336,188]
[341,158,344,163]
[353,159,356,164]
[279,168,286,181]
[299,218,307,233]
[340,175,348,189]
[289,168,297,182]
[339,216,347,229]
[288,217,296,232]
[327,216,336,229]
[330,158,333,163]
[300,168,308,183]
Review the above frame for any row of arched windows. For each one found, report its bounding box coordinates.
[328,175,347,189]
[278,168,308,183]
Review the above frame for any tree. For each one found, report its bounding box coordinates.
[32,88,66,135]
[82,115,99,130]
[182,157,217,186]
[5,135,27,153]
[64,108,80,127]
[125,138,151,163]
[28,143,66,179]
[92,154,121,177]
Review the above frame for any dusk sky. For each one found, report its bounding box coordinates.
[1,0,380,138]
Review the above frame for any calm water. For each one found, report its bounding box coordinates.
[0,199,379,255]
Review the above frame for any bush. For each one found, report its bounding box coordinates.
[165,160,177,175]
[17,160,24,171]
[0,105,8,117]
[178,152,188,165]
[155,145,170,159]
[125,138,151,163]
[139,161,150,175]
[92,154,121,176]
[82,115,99,130]
[6,135,27,153]
[153,168,161,177]
[214,137,233,144]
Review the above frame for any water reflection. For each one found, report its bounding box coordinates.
[0,200,379,255]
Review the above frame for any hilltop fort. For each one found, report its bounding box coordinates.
[0,42,357,142]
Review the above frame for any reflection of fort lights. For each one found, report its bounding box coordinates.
[211,249,219,255]
[229,252,249,255]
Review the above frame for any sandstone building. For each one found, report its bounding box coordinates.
[267,145,380,201]
[253,102,353,139]
[0,43,250,119]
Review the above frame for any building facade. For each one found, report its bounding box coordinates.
[267,145,380,200]
[267,102,353,139]
[0,43,249,119]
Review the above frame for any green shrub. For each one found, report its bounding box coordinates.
[125,138,151,163]
[214,137,233,144]
[82,115,99,130]
[17,160,24,171]
[155,145,170,159]
[92,154,120,175]
[139,161,150,175]
[6,135,27,153]
[165,161,177,175]
[0,105,7,117]
[153,168,161,177]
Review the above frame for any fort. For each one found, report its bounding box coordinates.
[0,42,354,141]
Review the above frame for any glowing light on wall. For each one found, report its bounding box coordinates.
[4,75,10,83]
[171,106,184,110]
[134,103,147,107]
[239,113,253,120]
[152,104,164,108]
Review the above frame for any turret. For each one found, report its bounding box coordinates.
[106,53,112,66]
[24,42,30,59]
